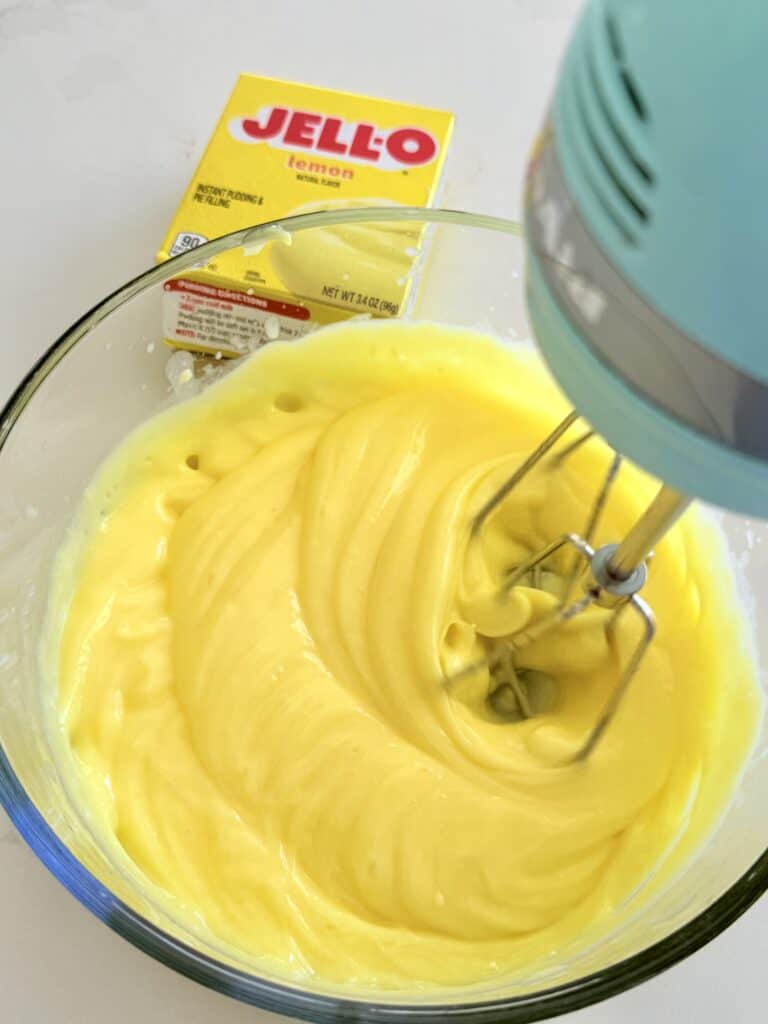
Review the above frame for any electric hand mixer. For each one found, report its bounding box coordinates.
[460,0,768,757]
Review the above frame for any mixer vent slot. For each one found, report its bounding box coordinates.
[562,106,640,247]
[558,2,656,248]
[585,17,659,190]
[605,13,648,123]
[574,78,649,224]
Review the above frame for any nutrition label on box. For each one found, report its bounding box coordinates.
[162,279,313,356]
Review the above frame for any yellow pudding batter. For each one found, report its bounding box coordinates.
[47,321,761,989]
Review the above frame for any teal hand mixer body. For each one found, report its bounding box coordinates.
[471,0,768,755]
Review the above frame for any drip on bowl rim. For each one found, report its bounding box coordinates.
[0,206,766,1023]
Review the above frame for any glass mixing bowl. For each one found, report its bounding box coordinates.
[0,208,766,1022]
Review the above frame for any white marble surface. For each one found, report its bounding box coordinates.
[0,0,765,1021]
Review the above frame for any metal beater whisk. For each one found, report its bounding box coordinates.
[453,410,691,761]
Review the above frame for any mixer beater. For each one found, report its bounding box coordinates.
[452,411,691,761]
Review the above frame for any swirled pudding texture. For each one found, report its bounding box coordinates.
[51,321,761,989]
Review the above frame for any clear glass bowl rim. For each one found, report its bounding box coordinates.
[0,206,765,1023]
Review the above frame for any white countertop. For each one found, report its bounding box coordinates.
[0,0,765,1020]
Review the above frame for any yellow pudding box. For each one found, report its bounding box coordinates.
[157,74,454,357]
